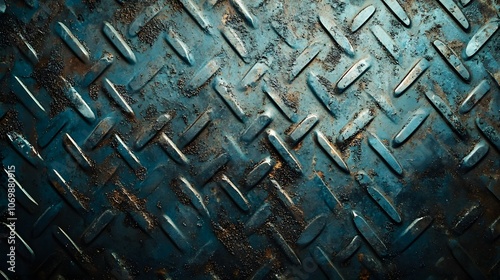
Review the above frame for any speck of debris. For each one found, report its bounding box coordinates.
[83,0,102,11]
[182,71,218,98]
[72,189,90,210]
[103,83,137,105]
[265,195,305,244]
[0,110,23,141]
[282,91,299,111]
[182,141,201,156]
[107,187,141,212]
[135,167,147,181]
[137,18,165,46]
[318,75,336,95]
[0,14,21,48]
[107,185,157,229]
[261,140,301,187]
[117,85,137,104]
[323,48,341,72]
[208,208,266,279]
[169,178,191,205]
[177,78,186,91]
[169,0,184,12]
[114,1,142,24]
[141,104,158,121]
[0,86,19,105]
[24,22,49,52]
[350,137,363,161]
[89,83,101,100]
[31,47,71,118]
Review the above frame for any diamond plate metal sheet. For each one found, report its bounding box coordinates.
[0,0,499,279]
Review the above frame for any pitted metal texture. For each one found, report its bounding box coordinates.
[0,0,499,279]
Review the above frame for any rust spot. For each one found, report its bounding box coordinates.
[63,57,89,77]
[169,0,184,13]
[114,2,143,24]
[262,139,301,187]
[322,48,341,72]
[292,140,303,151]
[32,47,71,118]
[0,14,20,48]
[283,91,299,110]
[357,253,364,262]
[155,268,169,278]
[107,184,156,229]
[208,209,265,279]
[476,0,497,23]
[82,0,102,11]
[71,189,90,210]
[448,40,464,52]
[0,110,23,141]
[265,197,305,243]
[318,76,336,95]
[272,160,283,171]
[400,0,418,16]
[169,178,191,205]
[264,247,273,259]
[359,267,370,280]
[135,166,147,181]
[221,13,231,25]
[89,83,100,100]
[51,181,67,195]
[137,18,165,46]
[89,155,118,185]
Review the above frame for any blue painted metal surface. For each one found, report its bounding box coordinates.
[0,0,499,279]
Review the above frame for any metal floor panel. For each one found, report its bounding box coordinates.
[0,0,499,279]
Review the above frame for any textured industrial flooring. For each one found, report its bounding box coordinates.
[0,0,499,279]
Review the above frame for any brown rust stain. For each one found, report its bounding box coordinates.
[32,47,71,118]
[114,2,143,24]
[261,139,301,187]
[137,18,165,46]
[359,267,371,280]
[82,0,102,11]
[51,180,67,195]
[447,40,464,52]
[169,178,191,205]
[476,0,497,23]
[206,208,269,279]
[63,56,89,77]
[89,83,101,100]
[292,140,303,151]
[71,189,90,210]
[0,110,23,141]
[169,0,184,13]
[106,184,156,229]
